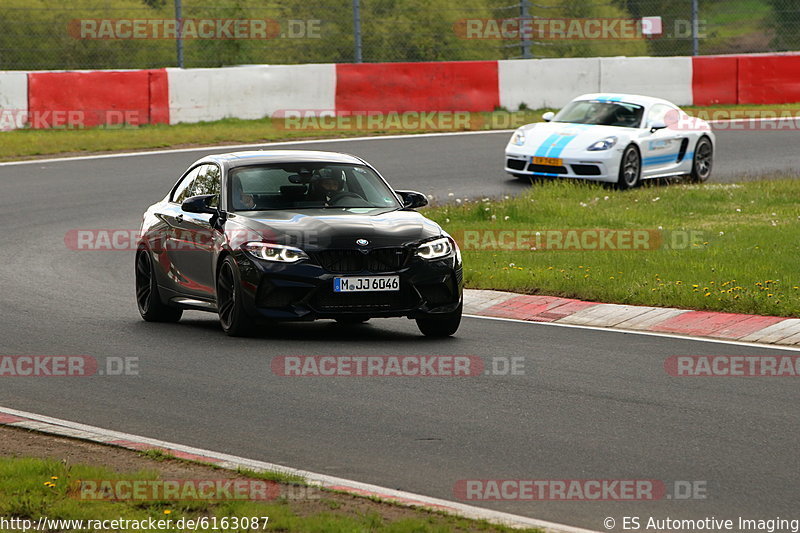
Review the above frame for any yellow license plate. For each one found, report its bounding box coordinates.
[532,156,563,166]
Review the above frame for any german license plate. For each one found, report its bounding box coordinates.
[532,156,563,166]
[334,276,400,292]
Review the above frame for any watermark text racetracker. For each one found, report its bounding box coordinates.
[454,17,705,40]
[451,229,707,252]
[274,109,528,132]
[665,355,800,377]
[69,18,321,39]
[0,109,144,131]
[453,479,708,501]
[73,479,318,502]
[272,355,525,377]
[0,356,138,377]
[65,228,296,251]
[67,228,708,253]
[667,109,800,132]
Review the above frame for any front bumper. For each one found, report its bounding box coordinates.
[234,249,463,321]
[505,149,620,183]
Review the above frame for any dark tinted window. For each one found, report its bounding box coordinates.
[554,100,644,128]
[228,163,401,212]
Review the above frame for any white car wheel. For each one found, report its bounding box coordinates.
[690,137,713,183]
[616,145,641,189]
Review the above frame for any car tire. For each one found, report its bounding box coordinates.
[415,303,462,338]
[689,137,713,183]
[216,256,256,337]
[135,250,183,323]
[335,316,370,325]
[616,145,641,189]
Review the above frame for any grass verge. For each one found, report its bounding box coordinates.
[425,176,800,317]
[2,102,799,161]
[0,438,540,533]
[0,111,539,162]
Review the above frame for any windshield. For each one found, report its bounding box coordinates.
[553,100,644,128]
[228,163,402,212]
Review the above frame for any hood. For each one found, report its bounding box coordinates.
[226,208,443,251]
[512,122,629,156]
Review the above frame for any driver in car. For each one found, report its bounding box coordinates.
[585,103,614,125]
[309,169,349,205]
[231,175,257,210]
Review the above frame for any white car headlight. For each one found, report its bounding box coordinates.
[511,128,526,146]
[243,242,309,263]
[416,237,454,260]
[587,136,618,151]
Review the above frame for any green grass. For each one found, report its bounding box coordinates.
[0,456,541,533]
[3,102,800,161]
[693,0,772,53]
[234,466,306,487]
[425,177,800,317]
[702,0,771,39]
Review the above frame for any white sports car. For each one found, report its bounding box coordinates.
[504,93,714,188]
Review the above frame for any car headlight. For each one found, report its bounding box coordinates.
[587,136,618,151]
[510,128,526,146]
[416,237,454,260]
[243,242,309,263]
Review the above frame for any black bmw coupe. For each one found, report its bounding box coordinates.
[135,150,463,337]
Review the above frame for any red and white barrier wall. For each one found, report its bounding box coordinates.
[0,72,29,130]
[497,56,694,110]
[166,64,336,124]
[28,69,169,127]
[335,61,499,113]
[1,52,799,130]
[692,53,800,105]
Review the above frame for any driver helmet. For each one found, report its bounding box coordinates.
[313,168,344,193]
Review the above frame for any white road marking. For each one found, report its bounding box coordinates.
[465,314,800,352]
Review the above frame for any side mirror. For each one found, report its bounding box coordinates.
[542,111,555,122]
[182,194,218,215]
[396,190,428,209]
[649,119,667,133]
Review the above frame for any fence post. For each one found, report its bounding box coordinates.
[175,0,184,68]
[520,0,532,59]
[692,0,699,55]
[353,0,363,63]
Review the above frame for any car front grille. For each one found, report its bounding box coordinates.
[310,283,420,312]
[313,248,411,273]
[528,163,568,174]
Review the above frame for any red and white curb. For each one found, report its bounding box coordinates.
[465,289,800,346]
[0,406,598,533]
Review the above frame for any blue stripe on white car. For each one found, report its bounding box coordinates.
[534,124,594,160]
[534,134,561,158]
[593,96,623,103]
[643,151,694,167]
[545,134,578,158]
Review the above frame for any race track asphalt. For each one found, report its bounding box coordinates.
[1,130,798,530]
